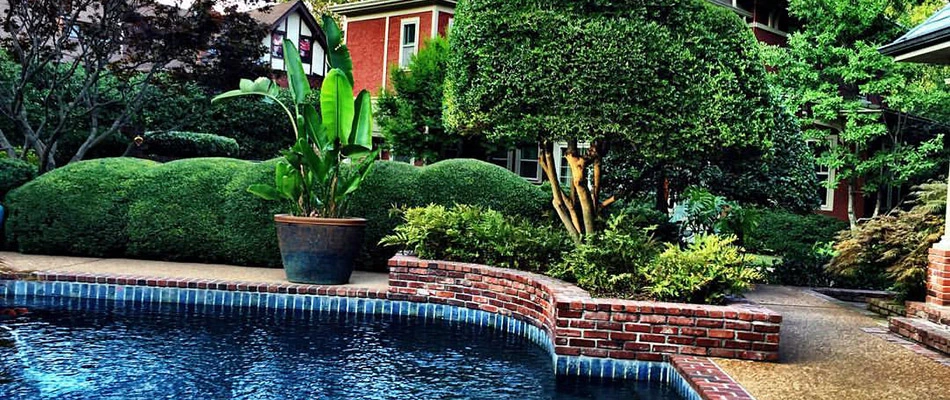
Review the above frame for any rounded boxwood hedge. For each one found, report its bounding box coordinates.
[3,157,550,269]
[143,131,240,159]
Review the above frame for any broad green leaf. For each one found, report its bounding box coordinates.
[321,69,355,145]
[283,39,311,105]
[351,90,373,148]
[340,144,370,159]
[211,89,254,104]
[322,15,354,85]
[247,184,283,201]
[301,104,327,150]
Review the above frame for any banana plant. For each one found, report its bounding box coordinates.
[212,16,377,218]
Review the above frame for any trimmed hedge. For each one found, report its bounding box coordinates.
[144,131,240,159]
[3,157,550,270]
[0,158,37,201]
[745,208,848,286]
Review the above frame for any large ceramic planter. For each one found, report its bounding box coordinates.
[274,215,366,285]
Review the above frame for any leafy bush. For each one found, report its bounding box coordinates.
[4,157,550,269]
[4,158,157,256]
[0,158,37,201]
[416,159,551,220]
[142,131,240,159]
[381,204,570,272]
[671,188,758,245]
[549,215,659,296]
[611,200,679,244]
[349,161,423,270]
[746,209,848,287]
[125,158,255,263]
[644,235,761,305]
[827,182,945,301]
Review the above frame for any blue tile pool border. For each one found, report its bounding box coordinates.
[0,279,706,400]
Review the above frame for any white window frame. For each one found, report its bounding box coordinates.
[488,149,512,170]
[447,17,454,33]
[514,146,541,182]
[808,137,837,212]
[398,17,420,69]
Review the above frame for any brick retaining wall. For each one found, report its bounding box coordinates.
[388,255,781,362]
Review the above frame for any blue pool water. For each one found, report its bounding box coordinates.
[0,297,683,399]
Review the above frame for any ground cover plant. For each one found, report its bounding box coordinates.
[384,204,762,305]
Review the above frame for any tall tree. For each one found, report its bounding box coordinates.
[446,0,775,242]
[376,36,468,163]
[762,0,950,227]
[0,0,264,172]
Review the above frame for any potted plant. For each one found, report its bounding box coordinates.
[213,17,376,285]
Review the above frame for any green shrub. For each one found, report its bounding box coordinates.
[416,159,551,220]
[670,188,759,246]
[745,208,848,286]
[827,182,945,300]
[0,158,37,201]
[381,204,570,272]
[349,161,423,270]
[125,158,252,263]
[143,131,240,159]
[220,159,283,267]
[4,157,551,270]
[549,215,658,297]
[4,158,157,256]
[643,235,761,305]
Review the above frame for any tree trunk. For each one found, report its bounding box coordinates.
[655,167,668,213]
[0,130,15,158]
[565,140,596,236]
[847,179,857,230]
[540,141,581,243]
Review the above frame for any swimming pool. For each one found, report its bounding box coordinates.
[0,293,686,399]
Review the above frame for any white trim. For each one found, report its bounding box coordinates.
[807,137,837,212]
[382,15,391,89]
[749,22,787,38]
[431,9,439,38]
[894,40,950,62]
[342,6,440,22]
[398,17,420,69]
[514,146,541,182]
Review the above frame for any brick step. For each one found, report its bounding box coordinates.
[889,317,950,355]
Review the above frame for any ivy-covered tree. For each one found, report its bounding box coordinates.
[445,0,776,242]
[376,36,466,163]
[762,0,950,227]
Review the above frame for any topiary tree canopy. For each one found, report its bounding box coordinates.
[446,0,776,241]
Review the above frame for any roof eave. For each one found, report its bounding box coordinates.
[329,0,456,16]
[879,27,950,57]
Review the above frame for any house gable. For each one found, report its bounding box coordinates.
[252,0,328,77]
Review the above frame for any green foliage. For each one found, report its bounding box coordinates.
[671,188,759,245]
[4,158,157,256]
[348,161,423,270]
[745,209,848,287]
[644,235,762,305]
[142,131,240,159]
[763,0,950,222]
[381,204,570,272]
[416,159,551,219]
[4,157,550,269]
[549,215,658,297]
[376,36,460,163]
[0,158,37,201]
[215,22,377,218]
[827,182,945,300]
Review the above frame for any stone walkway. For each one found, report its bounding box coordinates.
[0,251,389,291]
[716,285,950,400]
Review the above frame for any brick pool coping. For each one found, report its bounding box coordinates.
[0,255,771,400]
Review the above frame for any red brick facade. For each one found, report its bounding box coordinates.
[346,18,388,94]
[927,248,950,307]
[389,255,782,362]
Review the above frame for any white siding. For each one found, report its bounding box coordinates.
[261,9,326,76]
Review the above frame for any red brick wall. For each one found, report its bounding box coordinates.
[753,29,787,46]
[437,11,453,36]
[388,256,782,362]
[347,18,387,94]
